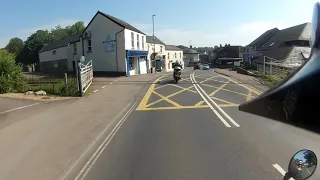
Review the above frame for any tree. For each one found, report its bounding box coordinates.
[65,21,86,36]
[220,44,222,48]
[5,38,24,55]
[0,49,25,93]
[214,45,219,50]
[17,30,51,65]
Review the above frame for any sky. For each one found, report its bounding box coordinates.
[0,0,317,48]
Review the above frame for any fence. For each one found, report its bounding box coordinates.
[24,72,78,96]
[78,60,93,96]
[256,56,300,81]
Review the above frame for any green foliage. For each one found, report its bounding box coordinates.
[26,77,79,97]
[0,50,26,93]
[5,38,24,55]
[6,21,86,66]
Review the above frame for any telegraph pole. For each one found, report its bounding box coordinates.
[152,15,156,71]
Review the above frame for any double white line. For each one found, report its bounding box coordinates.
[190,72,240,128]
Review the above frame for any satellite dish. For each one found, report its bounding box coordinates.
[80,56,85,63]
[310,2,320,49]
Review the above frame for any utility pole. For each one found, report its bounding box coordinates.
[152,15,156,70]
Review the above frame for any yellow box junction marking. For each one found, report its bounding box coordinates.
[136,74,254,111]
[136,77,163,110]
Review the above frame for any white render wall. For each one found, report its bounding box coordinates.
[166,50,184,71]
[124,29,147,51]
[39,46,68,63]
[66,41,83,71]
[83,13,125,72]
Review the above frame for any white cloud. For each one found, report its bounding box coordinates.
[0,19,88,48]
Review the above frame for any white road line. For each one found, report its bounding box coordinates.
[93,89,99,93]
[190,73,231,127]
[110,82,113,84]
[102,86,106,89]
[0,102,40,115]
[273,164,294,180]
[192,73,240,127]
[76,101,138,180]
[59,102,134,180]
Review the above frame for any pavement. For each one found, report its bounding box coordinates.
[0,73,160,180]
[1,68,320,180]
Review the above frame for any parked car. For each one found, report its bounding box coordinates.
[202,64,210,70]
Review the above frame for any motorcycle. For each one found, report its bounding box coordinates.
[173,67,182,83]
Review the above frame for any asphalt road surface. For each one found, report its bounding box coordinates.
[75,69,320,180]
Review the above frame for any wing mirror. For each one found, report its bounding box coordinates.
[285,149,317,180]
[310,2,320,49]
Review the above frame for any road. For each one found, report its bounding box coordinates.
[71,69,320,180]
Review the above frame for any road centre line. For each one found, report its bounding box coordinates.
[0,102,41,115]
[192,73,240,127]
[93,89,99,93]
[272,164,294,180]
[190,73,231,127]
[75,101,138,180]
[102,85,106,89]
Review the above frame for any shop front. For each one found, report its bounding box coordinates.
[126,50,149,76]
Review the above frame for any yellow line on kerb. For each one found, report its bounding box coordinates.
[136,77,163,110]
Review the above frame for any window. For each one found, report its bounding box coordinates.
[142,36,144,49]
[168,52,170,59]
[269,42,275,47]
[175,52,177,58]
[131,32,134,49]
[160,46,163,53]
[73,43,77,54]
[137,34,140,49]
[87,39,92,52]
[52,50,56,55]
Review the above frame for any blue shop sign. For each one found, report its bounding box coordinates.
[127,50,148,56]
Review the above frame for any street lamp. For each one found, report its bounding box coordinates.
[152,14,156,70]
[152,15,156,54]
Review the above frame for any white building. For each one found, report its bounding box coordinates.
[146,36,166,72]
[165,45,184,71]
[146,36,183,72]
[39,11,148,76]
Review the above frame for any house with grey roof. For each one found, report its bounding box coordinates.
[248,23,311,68]
[39,11,148,76]
[165,45,183,70]
[183,46,200,66]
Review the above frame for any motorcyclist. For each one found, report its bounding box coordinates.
[172,60,182,69]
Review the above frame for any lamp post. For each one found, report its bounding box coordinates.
[152,15,156,70]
